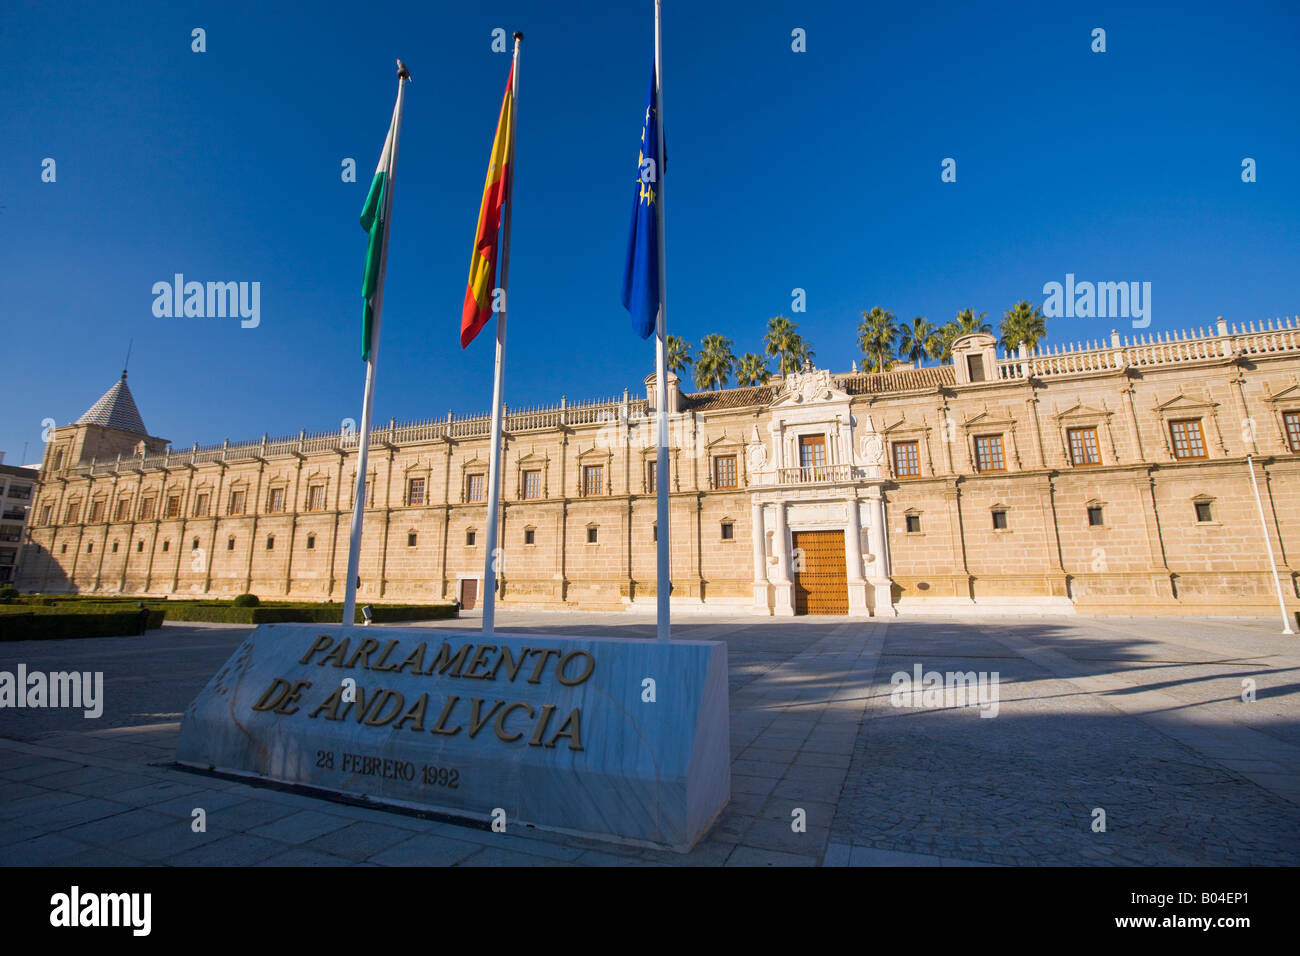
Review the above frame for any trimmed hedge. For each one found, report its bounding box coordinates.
[0,608,167,641]
[161,602,458,625]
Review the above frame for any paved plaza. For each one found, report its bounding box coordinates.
[1,611,1298,866]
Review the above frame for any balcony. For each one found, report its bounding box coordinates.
[776,464,857,485]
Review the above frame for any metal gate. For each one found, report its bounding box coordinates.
[792,530,848,615]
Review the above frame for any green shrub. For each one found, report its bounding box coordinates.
[0,586,18,604]
[232,593,260,607]
[0,607,166,641]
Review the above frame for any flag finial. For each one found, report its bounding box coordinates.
[396,59,411,81]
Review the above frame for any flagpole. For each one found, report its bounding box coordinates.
[343,65,409,626]
[653,0,671,643]
[1247,454,1296,635]
[481,32,522,637]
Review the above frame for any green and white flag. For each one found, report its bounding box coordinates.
[359,99,400,361]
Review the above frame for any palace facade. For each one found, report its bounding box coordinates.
[17,318,1300,618]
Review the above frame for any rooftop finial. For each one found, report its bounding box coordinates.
[122,338,133,380]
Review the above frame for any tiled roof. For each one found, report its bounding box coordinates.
[77,374,148,435]
[837,365,954,394]
[683,386,776,411]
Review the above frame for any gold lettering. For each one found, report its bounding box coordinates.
[345,637,381,669]
[394,642,427,674]
[308,685,344,720]
[371,639,402,672]
[342,686,378,723]
[393,693,429,732]
[547,708,584,751]
[468,698,506,737]
[430,695,462,735]
[363,690,406,726]
[426,642,471,678]
[252,678,292,712]
[526,648,562,684]
[495,701,534,742]
[319,636,352,668]
[556,650,595,686]
[528,704,556,746]
[489,646,531,682]
[463,645,497,679]
[299,634,335,665]
[275,679,312,715]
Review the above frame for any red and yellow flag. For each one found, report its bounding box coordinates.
[461,64,516,349]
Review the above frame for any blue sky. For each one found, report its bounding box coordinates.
[3,0,1297,463]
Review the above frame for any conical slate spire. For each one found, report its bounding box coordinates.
[76,371,147,435]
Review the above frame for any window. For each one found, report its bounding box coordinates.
[799,434,827,478]
[524,528,535,545]
[1087,505,1104,526]
[905,514,921,533]
[1195,501,1213,523]
[267,488,286,513]
[992,509,1008,530]
[306,534,316,550]
[89,500,105,523]
[53,449,64,471]
[111,541,118,553]
[40,504,52,526]
[114,498,130,522]
[405,478,424,507]
[162,539,170,552]
[713,455,738,489]
[1169,419,1206,460]
[892,441,920,477]
[87,542,93,553]
[194,493,210,517]
[646,460,657,493]
[139,497,155,520]
[65,502,80,523]
[587,526,599,544]
[229,490,246,515]
[164,495,180,519]
[466,530,477,546]
[652,523,657,542]
[974,435,1006,473]
[522,470,541,500]
[266,535,275,550]
[192,537,200,551]
[136,540,144,552]
[1283,411,1300,453]
[407,532,417,547]
[61,543,67,554]
[227,537,235,551]
[466,474,485,502]
[308,485,327,511]
[966,355,987,382]
[7,484,31,501]
[583,465,604,497]
[1067,427,1101,467]
[720,521,734,540]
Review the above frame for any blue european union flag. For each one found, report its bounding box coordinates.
[621,65,663,340]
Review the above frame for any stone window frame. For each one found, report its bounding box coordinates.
[1051,403,1119,468]
[990,503,1011,532]
[346,468,378,509]
[64,498,82,524]
[1085,498,1106,528]
[1153,395,1225,462]
[1191,493,1218,526]
[523,525,537,546]
[705,434,747,490]
[576,446,612,498]
[465,527,478,547]
[306,533,316,550]
[961,410,1022,473]
[226,536,236,551]
[586,523,599,545]
[88,497,107,523]
[638,446,679,494]
[165,494,183,519]
[407,529,418,548]
[1260,384,1300,454]
[880,416,934,476]
[226,484,248,516]
[138,493,156,521]
[303,471,331,511]
[266,534,275,550]
[113,495,132,522]
[460,457,488,503]
[265,484,288,514]
[111,540,119,553]
[515,452,549,501]
[137,539,145,553]
[40,504,52,526]
[719,516,736,542]
[192,486,213,517]
[903,509,923,535]
[1284,409,1300,453]
[402,461,430,507]
[973,434,1008,474]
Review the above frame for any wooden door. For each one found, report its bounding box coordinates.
[792,530,848,615]
[460,578,478,610]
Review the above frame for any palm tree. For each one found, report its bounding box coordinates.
[763,315,812,375]
[898,316,940,368]
[693,334,736,390]
[665,334,692,376]
[937,308,992,362]
[857,307,901,373]
[735,352,771,386]
[999,300,1047,354]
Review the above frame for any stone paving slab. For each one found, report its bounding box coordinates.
[2,613,1298,866]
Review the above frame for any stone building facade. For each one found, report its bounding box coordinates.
[17,318,1300,618]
